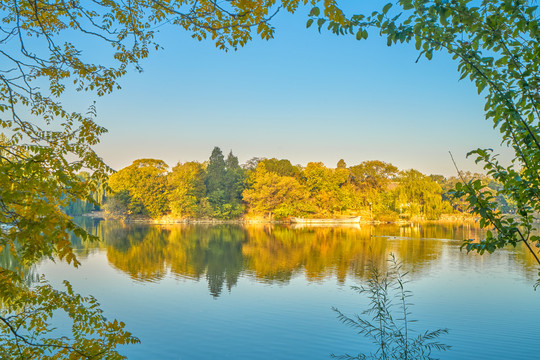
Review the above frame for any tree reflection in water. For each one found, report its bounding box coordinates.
[70,221,537,298]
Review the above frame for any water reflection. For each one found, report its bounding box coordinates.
[72,221,539,298]
[0,245,38,286]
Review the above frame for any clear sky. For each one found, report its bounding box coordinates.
[71,7,512,177]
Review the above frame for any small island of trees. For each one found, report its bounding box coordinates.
[67,147,515,222]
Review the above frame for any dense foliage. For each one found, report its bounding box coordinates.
[99,147,512,221]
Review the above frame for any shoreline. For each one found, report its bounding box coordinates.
[82,211,479,225]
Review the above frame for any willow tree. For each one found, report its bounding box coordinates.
[0,0,344,357]
[308,0,540,269]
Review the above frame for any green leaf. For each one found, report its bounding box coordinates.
[402,0,414,10]
[439,8,449,26]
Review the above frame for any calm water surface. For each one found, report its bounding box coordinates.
[37,221,540,359]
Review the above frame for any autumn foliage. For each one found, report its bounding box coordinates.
[102,148,491,222]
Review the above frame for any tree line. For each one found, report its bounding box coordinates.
[87,146,514,221]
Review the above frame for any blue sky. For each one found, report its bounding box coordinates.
[75,7,512,176]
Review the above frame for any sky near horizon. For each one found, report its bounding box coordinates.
[73,7,512,177]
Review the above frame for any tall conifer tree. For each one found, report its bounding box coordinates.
[225,151,244,204]
[205,147,226,211]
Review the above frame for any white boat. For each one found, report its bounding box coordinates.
[290,216,361,224]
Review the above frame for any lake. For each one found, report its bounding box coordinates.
[37,220,540,359]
